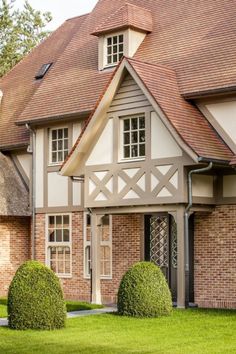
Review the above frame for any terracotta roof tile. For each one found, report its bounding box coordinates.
[0,14,87,149]
[126,58,233,161]
[91,3,153,36]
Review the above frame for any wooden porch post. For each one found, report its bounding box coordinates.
[177,206,185,308]
[91,213,102,304]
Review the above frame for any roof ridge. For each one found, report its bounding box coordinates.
[66,13,89,22]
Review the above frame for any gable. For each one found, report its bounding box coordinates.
[85,72,183,168]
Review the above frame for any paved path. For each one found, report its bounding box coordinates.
[0,307,117,327]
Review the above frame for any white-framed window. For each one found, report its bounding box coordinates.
[46,214,72,277]
[121,114,146,159]
[105,33,124,67]
[49,127,69,164]
[84,213,112,279]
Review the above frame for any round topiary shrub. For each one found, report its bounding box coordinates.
[8,260,66,330]
[117,262,172,318]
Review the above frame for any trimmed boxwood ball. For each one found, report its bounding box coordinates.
[117,262,172,317]
[8,260,66,330]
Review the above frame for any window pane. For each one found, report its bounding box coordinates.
[58,129,63,139]
[139,130,145,143]
[49,216,55,228]
[64,128,68,138]
[107,37,112,46]
[56,215,62,226]
[131,118,138,130]
[113,54,117,62]
[131,145,138,157]
[139,144,145,156]
[139,116,145,129]
[52,130,57,140]
[131,131,138,143]
[124,145,130,158]
[52,152,57,163]
[119,35,124,43]
[56,229,62,242]
[123,119,130,131]
[58,151,63,162]
[58,140,63,150]
[107,46,112,55]
[119,44,123,52]
[107,56,112,64]
[113,36,117,44]
[124,132,130,144]
[52,141,57,151]
[63,229,70,242]
[113,45,117,54]
[119,53,123,61]
[49,230,55,242]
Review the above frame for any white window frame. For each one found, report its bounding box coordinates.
[119,114,146,162]
[49,126,69,166]
[45,213,72,278]
[103,32,124,68]
[83,212,112,280]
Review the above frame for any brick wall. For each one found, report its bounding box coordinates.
[0,216,30,297]
[35,212,142,304]
[195,205,236,309]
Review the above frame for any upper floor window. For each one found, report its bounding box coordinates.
[106,34,124,67]
[49,127,69,164]
[122,115,146,159]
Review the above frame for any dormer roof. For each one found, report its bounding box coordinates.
[91,3,153,36]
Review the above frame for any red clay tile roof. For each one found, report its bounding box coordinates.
[1,0,236,153]
[0,14,87,149]
[126,58,233,161]
[62,57,233,168]
[91,3,153,36]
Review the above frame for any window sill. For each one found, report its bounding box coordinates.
[118,157,146,164]
[57,274,72,279]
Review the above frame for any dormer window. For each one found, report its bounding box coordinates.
[91,3,153,71]
[106,34,124,67]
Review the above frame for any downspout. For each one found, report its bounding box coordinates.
[26,124,36,260]
[184,161,213,307]
[87,207,93,303]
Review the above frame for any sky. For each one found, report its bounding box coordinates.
[14,0,99,30]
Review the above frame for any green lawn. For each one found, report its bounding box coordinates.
[0,298,102,318]
[0,309,235,354]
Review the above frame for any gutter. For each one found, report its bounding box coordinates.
[184,160,213,307]
[26,124,36,260]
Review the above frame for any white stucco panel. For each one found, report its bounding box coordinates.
[223,175,236,197]
[207,101,236,144]
[86,119,113,166]
[16,153,31,179]
[128,29,146,57]
[151,112,182,159]
[48,172,68,207]
[35,129,44,208]
[73,181,82,206]
[192,175,214,198]
[73,122,82,144]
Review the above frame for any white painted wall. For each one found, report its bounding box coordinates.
[73,181,82,206]
[223,175,236,197]
[206,101,236,143]
[48,172,68,207]
[192,175,214,198]
[16,153,31,179]
[35,129,44,208]
[151,112,182,159]
[128,29,146,57]
[73,122,81,144]
[86,119,113,166]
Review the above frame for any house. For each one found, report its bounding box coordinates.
[0,0,236,309]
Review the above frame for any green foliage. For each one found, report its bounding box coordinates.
[0,0,52,77]
[117,261,172,317]
[8,260,66,330]
[66,301,103,312]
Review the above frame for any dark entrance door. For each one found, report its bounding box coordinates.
[144,214,178,302]
[145,213,195,304]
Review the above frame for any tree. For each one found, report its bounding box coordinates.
[0,0,52,77]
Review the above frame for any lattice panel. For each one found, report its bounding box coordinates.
[150,216,168,267]
[171,217,178,269]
